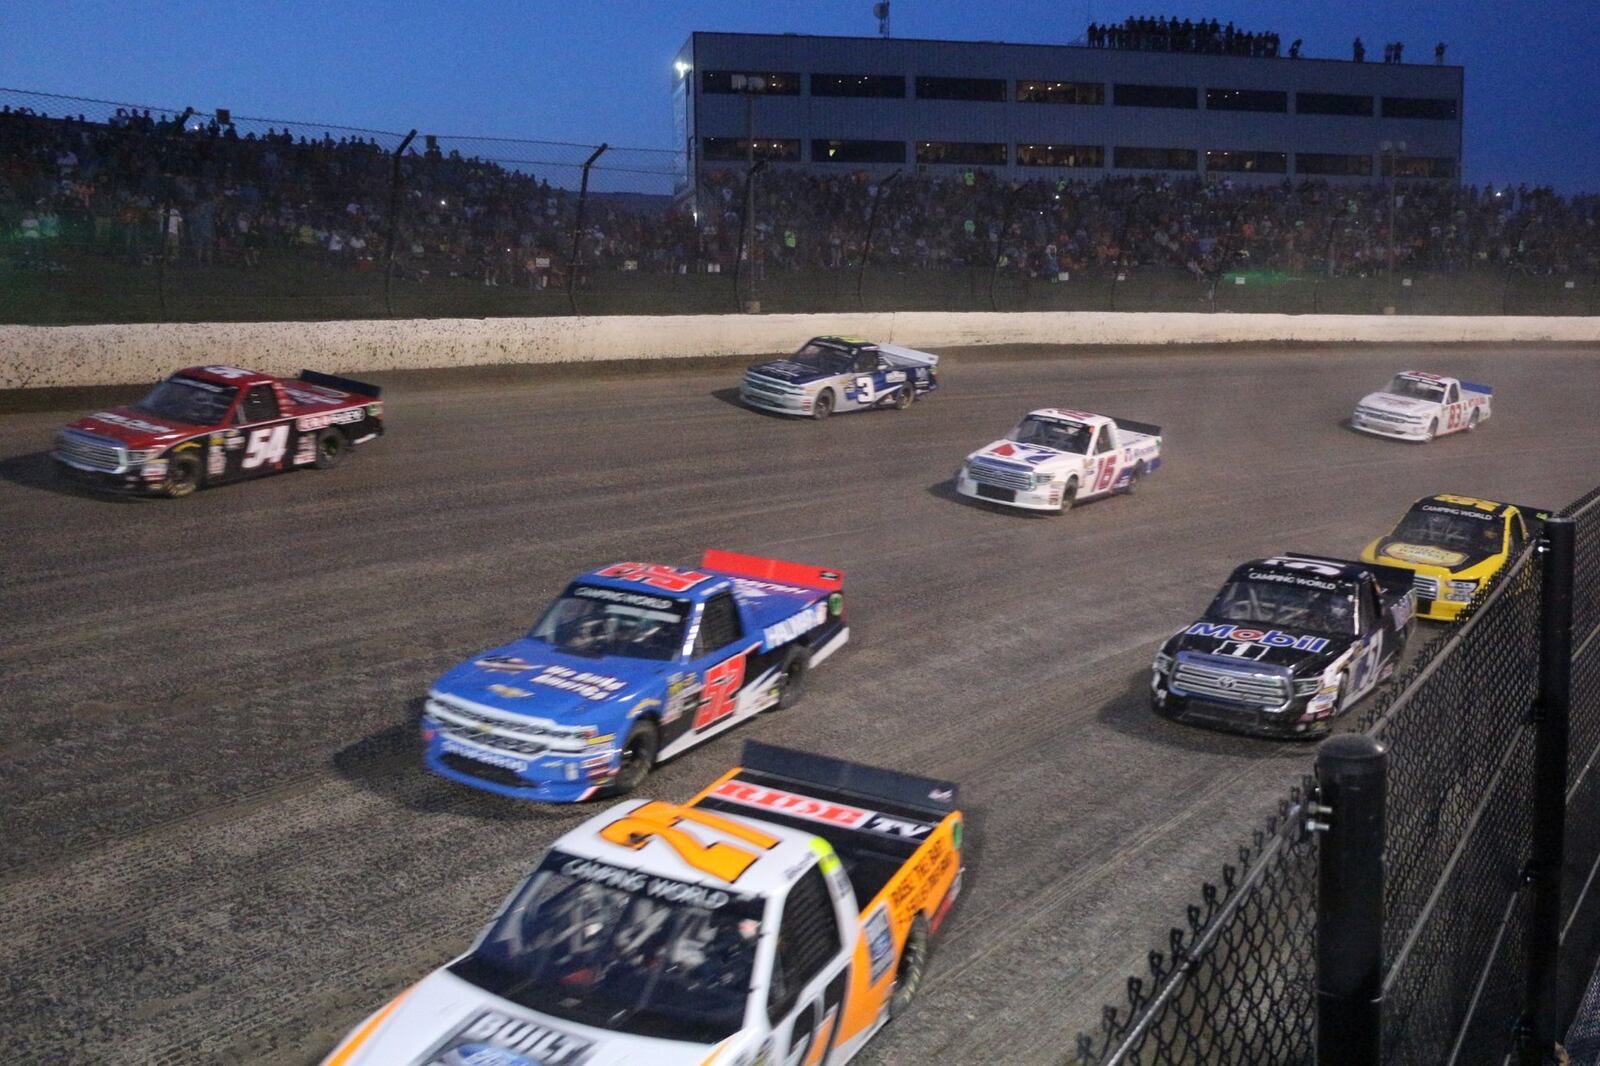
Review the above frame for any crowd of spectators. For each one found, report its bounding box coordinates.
[1087,17,1282,58]
[4,101,1599,300]
[699,167,1600,283]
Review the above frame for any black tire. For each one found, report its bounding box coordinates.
[608,720,659,796]
[893,382,915,410]
[811,390,835,420]
[771,649,810,711]
[1060,477,1079,512]
[1467,409,1480,431]
[1119,461,1145,495]
[889,916,930,1018]
[1425,418,1438,442]
[163,451,202,498]
[312,428,348,469]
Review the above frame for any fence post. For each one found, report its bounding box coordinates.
[1316,733,1387,1066]
[1521,515,1576,1065]
[987,183,1019,312]
[383,130,417,317]
[734,159,767,313]
[567,143,608,315]
[856,170,900,312]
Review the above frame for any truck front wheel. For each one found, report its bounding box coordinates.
[889,916,930,1018]
[164,452,202,498]
[608,720,659,796]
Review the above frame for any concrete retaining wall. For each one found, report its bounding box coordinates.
[4,312,1598,390]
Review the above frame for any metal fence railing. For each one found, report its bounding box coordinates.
[3,86,1598,324]
[1075,485,1600,1066]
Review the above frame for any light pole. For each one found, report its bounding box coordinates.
[1380,139,1406,291]
[732,74,767,312]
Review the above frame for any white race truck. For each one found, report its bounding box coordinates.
[1350,371,1493,442]
[956,407,1163,512]
[323,742,965,1066]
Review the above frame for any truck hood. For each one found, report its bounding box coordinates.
[432,639,667,723]
[63,406,206,448]
[744,359,838,386]
[967,439,1087,471]
[1166,622,1352,675]
[1356,392,1435,417]
[1371,537,1491,573]
[330,969,736,1066]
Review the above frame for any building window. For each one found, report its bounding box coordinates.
[810,74,906,98]
[1113,84,1198,109]
[702,137,801,162]
[1296,92,1374,117]
[1017,143,1104,168]
[812,139,906,163]
[1381,156,1456,179]
[916,141,1007,165]
[1206,149,1288,173]
[701,71,801,95]
[916,76,1006,102]
[1205,88,1288,113]
[1114,147,1198,170]
[1381,96,1458,120]
[1017,80,1104,105]
[1296,152,1373,176]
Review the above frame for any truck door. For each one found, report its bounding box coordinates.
[766,865,852,1066]
[847,349,885,408]
[1444,381,1463,431]
[1350,581,1385,697]
[1088,425,1120,496]
[683,592,761,739]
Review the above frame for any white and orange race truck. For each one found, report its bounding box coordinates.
[323,742,965,1066]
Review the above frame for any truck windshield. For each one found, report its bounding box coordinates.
[528,585,689,661]
[1008,416,1092,454]
[787,343,855,375]
[451,851,763,1045]
[1384,376,1447,403]
[1206,580,1356,635]
[133,377,238,425]
[1393,507,1502,553]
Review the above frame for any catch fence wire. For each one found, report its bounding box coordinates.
[1077,483,1600,1066]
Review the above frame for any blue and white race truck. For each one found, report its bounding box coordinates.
[423,550,849,802]
[741,336,939,419]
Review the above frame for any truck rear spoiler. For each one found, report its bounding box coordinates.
[1108,416,1162,437]
[738,741,958,820]
[299,369,382,399]
[1462,381,1492,396]
[702,549,843,592]
[875,343,940,367]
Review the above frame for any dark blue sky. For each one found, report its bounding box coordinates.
[5,0,1596,191]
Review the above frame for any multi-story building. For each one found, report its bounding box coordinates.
[671,30,1462,195]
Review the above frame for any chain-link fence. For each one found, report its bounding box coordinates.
[3,86,1598,324]
[1076,485,1600,1066]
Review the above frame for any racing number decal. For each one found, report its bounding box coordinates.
[242,425,289,469]
[593,563,712,592]
[1262,557,1344,577]
[599,800,779,883]
[694,652,748,731]
[1434,494,1498,512]
[1093,456,1118,493]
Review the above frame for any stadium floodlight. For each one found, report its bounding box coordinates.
[674,60,691,77]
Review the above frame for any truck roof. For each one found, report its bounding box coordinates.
[1029,407,1114,428]
[552,797,822,901]
[174,365,277,388]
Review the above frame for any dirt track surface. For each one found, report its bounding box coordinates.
[3,344,1597,1065]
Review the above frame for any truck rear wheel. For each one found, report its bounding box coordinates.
[1119,461,1145,495]
[771,649,810,711]
[312,428,347,469]
[889,916,930,1018]
[893,383,915,410]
